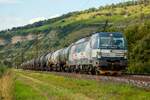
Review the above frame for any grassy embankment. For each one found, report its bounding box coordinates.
[14,70,150,100]
[0,69,13,100]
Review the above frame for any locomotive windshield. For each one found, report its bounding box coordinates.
[100,37,126,49]
[97,32,127,50]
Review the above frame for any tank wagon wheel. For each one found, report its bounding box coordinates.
[90,66,95,75]
[66,66,70,72]
[62,65,66,72]
[91,66,100,75]
[58,64,61,72]
[49,65,53,71]
[68,66,72,73]
[73,65,76,73]
[49,67,51,71]
[55,64,59,72]
[69,66,73,73]
[47,67,49,71]
[75,65,80,73]
[59,64,63,72]
[58,64,62,72]
[56,64,59,72]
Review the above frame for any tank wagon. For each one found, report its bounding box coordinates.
[20,32,128,75]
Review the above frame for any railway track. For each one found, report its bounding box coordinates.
[49,71,150,90]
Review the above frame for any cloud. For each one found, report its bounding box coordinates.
[0,0,21,4]
[29,17,46,24]
[0,16,28,31]
[29,14,60,24]
[0,14,61,31]
[49,14,60,19]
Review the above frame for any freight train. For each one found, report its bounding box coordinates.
[20,32,128,75]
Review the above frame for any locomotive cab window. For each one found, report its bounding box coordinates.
[75,42,88,53]
[113,38,125,49]
[99,33,127,50]
[91,34,99,49]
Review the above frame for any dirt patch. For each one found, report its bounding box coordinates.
[11,34,36,44]
[0,38,6,45]
[18,73,44,84]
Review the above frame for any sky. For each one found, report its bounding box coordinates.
[0,0,131,31]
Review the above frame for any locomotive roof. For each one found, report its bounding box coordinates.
[97,32,123,37]
[75,37,90,44]
[72,32,123,45]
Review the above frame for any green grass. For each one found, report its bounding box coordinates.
[14,79,47,100]
[14,70,150,100]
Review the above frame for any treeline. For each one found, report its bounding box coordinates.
[0,59,12,77]
[124,20,150,74]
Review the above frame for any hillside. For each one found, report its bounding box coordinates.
[0,0,150,74]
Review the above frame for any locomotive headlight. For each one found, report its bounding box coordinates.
[96,52,102,58]
[124,52,128,59]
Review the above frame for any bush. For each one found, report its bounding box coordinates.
[0,65,8,77]
[125,21,150,74]
[128,62,150,74]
